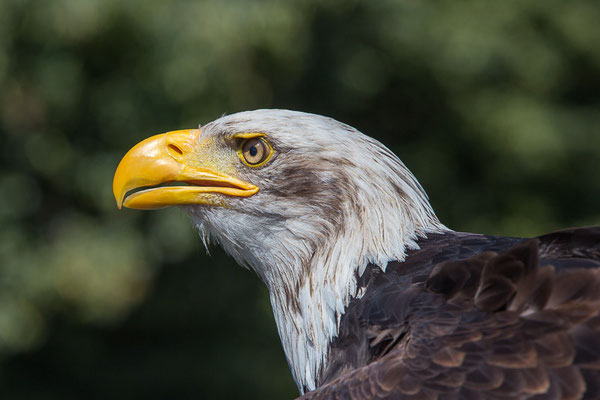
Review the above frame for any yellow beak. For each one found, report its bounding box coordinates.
[113,129,259,209]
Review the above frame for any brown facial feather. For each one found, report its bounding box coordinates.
[300,228,600,399]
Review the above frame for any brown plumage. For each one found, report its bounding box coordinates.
[301,228,600,399]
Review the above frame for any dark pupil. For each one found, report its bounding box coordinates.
[249,145,258,157]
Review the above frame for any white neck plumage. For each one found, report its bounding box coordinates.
[254,170,447,393]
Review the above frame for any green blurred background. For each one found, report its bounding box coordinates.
[1,0,599,398]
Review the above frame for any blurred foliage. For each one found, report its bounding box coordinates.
[0,0,599,398]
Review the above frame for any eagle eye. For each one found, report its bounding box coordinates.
[240,138,272,167]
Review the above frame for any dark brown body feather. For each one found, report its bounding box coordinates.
[300,228,600,399]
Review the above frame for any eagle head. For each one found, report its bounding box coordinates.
[113,109,445,390]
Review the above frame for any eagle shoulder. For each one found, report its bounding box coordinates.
[301,228,600,399]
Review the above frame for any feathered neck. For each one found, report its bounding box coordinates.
[264,177,446,392]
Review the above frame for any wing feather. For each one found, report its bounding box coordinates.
[300,228,600,399]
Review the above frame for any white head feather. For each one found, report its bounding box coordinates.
[186,109,448,392]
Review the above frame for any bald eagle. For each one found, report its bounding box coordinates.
[113,110,600,399]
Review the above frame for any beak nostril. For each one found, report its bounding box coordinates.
[167,143,184,156]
